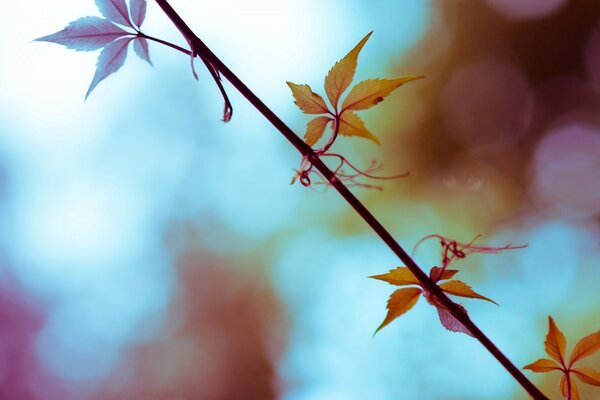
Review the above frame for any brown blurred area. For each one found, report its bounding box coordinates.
[97,247,285,400]
[382,0,600,229]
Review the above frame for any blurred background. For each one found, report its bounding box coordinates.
[1,0,599,399]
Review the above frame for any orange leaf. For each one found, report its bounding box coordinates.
[341,76,423,112]
[286,82,330,114]
[523,358,561,373]
[304,116,333,147]
[569,329,600,366]
[369,267,420,286]
[338,111,380,144]
[546,316,567,366]
[560,374,580,400]
[429,267,459,282]
[438,280,498,305]
[374,287,422,334]
[572,367,600,386]
[324,32,372,110]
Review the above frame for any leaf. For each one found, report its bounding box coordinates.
[569,329,600,366]
[286,82,330,114]
[369,267,420,286]
[338,111,380,144]
[341,76,423,112]
[35,17,128,51]
[429,267,459,282]
[572,367,600,386]
[86,37,131,99]
[523,358,561,373]
[436,303,473,337]
[545,316,567,366]
[304,116,332,147]
[129,0,147,27]
[560,374,580,400]
[374,287,422,334]
[96,0,133,27]
[133,37,151,65]
[438,280,498,305]
[324,31,372,110]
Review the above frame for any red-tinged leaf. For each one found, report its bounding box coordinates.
[436,303,474,337]
[546,316,567,366]
[438,280,498,305]
[569,329,600,366]
[560,374,580,400]
[338,111,380,144]
[35,17,128,51]
[572,367,600,386]
[341,76,423,112]
[129,0,147,27]
[429,267,459,282]
[369,267,420,286]
[133,37,151,65]
[286,82,330,114]
[96,0,132,27]
[523,358,561,373]
[374,287,422,334]
[304,116,332,147]
[86,37,131,99]
[324,32,372,110]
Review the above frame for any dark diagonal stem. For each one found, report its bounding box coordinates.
[152,1,548,398]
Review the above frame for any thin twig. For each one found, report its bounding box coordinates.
[152,1,548,398]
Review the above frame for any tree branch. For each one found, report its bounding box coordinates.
[152,1,548,398]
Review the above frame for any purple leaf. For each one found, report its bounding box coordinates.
[129,0,147,28]
[436,304,474,337]
[35,17,128,51]
[95,0,132,27]
[133,37,151,65]
[86,37,131,99]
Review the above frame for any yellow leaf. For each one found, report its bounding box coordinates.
[546,316,567,366]
[369,267,420,286]
[438,280,498,305]
[286,82,330,114]
[341,76,423,112]
[569,329,600,366]
[523,358,561,373]
[374,287,422,334]
[324,32,372,110]
[429,267,459,282]
[338,111,380,144]
[304,116,333,147]
[560,374,580,400]
[572,367,600,386]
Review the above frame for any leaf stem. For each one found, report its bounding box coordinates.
[138,32,191,55]
[152,1,548,398]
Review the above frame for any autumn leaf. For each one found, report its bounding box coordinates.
[436,303,473,337]
[338,111,380,144]
[546,316,567,365]
[304,116,333,147]
[324,32,372,111]
[438,280,498,305]
[374,287,422,334]
[286,82,330,114]
[569,329,600,366]
[523,316,600,400]
[35,17,128,51]
[523,358,562,373]
[370,267,420,286]
[341,76,423,112]
[429,267,459,282]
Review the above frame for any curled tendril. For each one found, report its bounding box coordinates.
[412,234,527,273]
[291,152,408,191]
